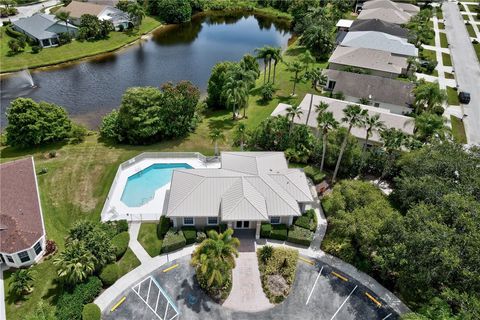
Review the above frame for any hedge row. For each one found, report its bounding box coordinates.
[261,223,288,240]
[294,209,317,232]
[56,277,102,320]
[157,216,171,239]
[5,25,26,40]
[161,229,186,253]
[112,231,129,259]
[303,165,326,184]
[181,226,197,244]
[287,226,314,246]
[261,221,315,247]
[99,263,119,287]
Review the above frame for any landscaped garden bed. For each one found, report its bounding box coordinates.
[257,246,299,303]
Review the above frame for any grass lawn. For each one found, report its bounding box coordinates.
[138,223,163,257]
[440,32,449,48]
[450,115,468,144]
[445,72,455,79]
[421,49,437,62]
[1,39,320,319]
[118,248,141,276]
[436,9,443,19]
[447,86,460,105]
[442,52,452,66]
[466,23,477,38]
[438,22,445,29]
[0,17,161,73]
[473,42,480,62]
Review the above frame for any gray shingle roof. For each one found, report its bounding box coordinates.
[358,8,412,24]
[12,13,77,40]
[166,153,313,220]
[271,95,414,144]
[328,46,408,74]
[350,19,409,39]
[363,0,419,14]
[340,31,418,57]
[325,69,415,107]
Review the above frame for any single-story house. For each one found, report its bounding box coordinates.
[271,94,414,145]
[340,31,418,57]
[357,8,412,25]
[165,152,314,239]
[0,157,46,268]
[57,1,130,30]
[12,13,78,47]
[328,46,409,78]
[362,0,420,15]
[324,69,415,115]
[349,19,410,39]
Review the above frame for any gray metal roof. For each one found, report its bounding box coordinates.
[166,153,313,220]
[325,69,415,107]
[329,46,408,74]
[340,31,418,57]
[12,13,77,40]
[271,94,414,144]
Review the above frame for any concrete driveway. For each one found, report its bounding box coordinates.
[443,2,480,145]
[1,0,60,23]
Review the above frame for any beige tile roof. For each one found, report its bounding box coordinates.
[363,0,420,14]
[358,8,412,24]
[58,1,107,19]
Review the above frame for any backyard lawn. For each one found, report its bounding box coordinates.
[0,17,161,73]
[138,223,163,257]
[450,115,468,144]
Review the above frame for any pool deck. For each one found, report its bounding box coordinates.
[101,153,220,222]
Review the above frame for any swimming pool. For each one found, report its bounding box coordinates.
[121,163,192,207]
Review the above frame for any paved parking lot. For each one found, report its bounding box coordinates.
[104,255,399,320]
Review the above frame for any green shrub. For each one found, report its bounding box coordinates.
[5,25,26,40]
[115,219,129,233]
[294,216,311,230]
[270,224,288,241]
[196,231,206,243]
[99,264,119,286]
[161,229,186,253]
[287,226,314,246]
[204,223,227,234]
[181,226,197,245]
[56,277,102,320]
[31,45,41,54]
[294,210,317,232]
[111,231,129,259]
[82,303,100,320]
[303,165,326,184]
[260,223,272,238]
[157,216,171,239]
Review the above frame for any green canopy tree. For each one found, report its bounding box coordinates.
[413,112,448,142]
[413,80,447,113]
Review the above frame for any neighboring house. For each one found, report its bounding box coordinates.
[349,19,410,39]
[271,94,414,145]
[335,19,354,43]
[12,13,78,48]
[0,157,46,268]
[340,31,418,57]
[328,46,409,78]
[58,1,130,30]
[165,152,314,239]
[85,0,133,5]
[362,0,420,15]
[357,8,412,25]
[324,69,415,115]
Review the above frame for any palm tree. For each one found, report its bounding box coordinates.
[360,114,385,170]
[255,46,270,84]
[286,104,303,134]
[300,49,315,71]
[332,104,368,183]
[413,80,447,113]
[209,128,225,156]
[271,47,282,84]
[285,61,305,96]
[191,229,240,289]
[127,2,146,27]
[378,128,406,185]
[305,67,327,91]
[413,112,448,142]
[317,111,339,171]
[9,269,35,298]
[235,123,247,151]
[53,240,96,285]
[55,11,71,35]
[306,97,328,126]
[224,77,245,120]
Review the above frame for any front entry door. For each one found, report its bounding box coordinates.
[235,221,250,229]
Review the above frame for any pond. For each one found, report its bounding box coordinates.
[0,13,292,129]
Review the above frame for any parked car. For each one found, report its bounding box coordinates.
[458,91,471,104]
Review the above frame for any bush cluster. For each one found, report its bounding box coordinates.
[82,303,101,320]
[303,165,326,184]
[287,226,314,246]
[111,231,129,259]
[99,264,120,286]
[56,277,102,320]
[269,224,288,241]
[181,226,197,245]
[157,216,171,238]
[204,223,227,234]
[260,223,272,238]
[161,229,186,253]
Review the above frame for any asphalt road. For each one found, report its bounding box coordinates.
[1,0,60,22]
[443,2,480,145]
[103,255,400,320]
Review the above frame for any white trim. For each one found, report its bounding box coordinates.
[183,217,195,226]
[207,217,219,226]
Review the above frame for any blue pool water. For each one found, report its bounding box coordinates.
[121,163,192,207]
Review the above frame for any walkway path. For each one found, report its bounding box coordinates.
[223,252,273,312]
[460,2,480,39]
[444,1,480,145]
[127,222,151,265]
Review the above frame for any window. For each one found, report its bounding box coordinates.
[374,102,380,108]
[270,216,281,224]
[183,217,194,226]
[41,39,50,47]
[7,255,14,263]
[207,217,218,225]
[34,241,42,255]
[327,80,336,90]
[18,251,30,263]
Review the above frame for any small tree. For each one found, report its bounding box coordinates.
[8,38,25,53]
[9,269,35,299]
[260,83,275,101]
[286,104,303,134]
[234,123,247,151]
[209,128,225,156]
[285,61,305,96]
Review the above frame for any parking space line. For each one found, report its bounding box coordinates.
[306,266,324,305]
[382,313,392,320]
[329,285,358,320]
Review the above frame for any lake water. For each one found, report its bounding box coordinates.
[0,13,291,129]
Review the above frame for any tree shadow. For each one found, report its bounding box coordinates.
[176,278,212,314]
[0,141,70,161]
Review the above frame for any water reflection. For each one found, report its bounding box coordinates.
[0,13,291,129]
